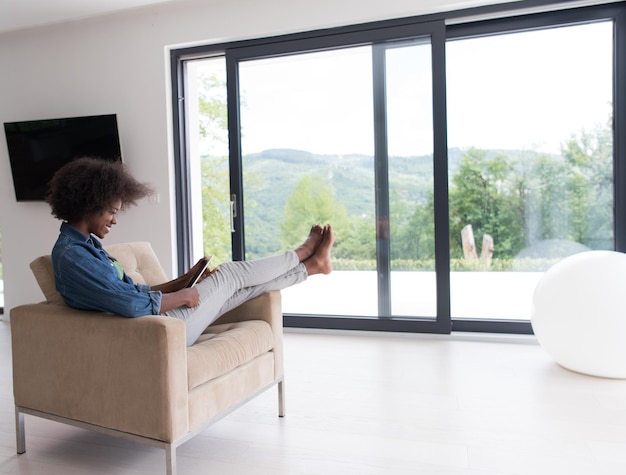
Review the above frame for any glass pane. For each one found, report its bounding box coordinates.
[446,22,614,320]
[386,41,437,318]
[184,57,232,266]
[238,47,377,316]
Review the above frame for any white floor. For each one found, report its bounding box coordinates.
[1,323,626,475]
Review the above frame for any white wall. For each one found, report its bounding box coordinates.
[0,0,507,312]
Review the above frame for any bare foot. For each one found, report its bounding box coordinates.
[295,224,324,262]
[303,224,334,275]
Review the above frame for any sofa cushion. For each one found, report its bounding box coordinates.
[186,320,275,390]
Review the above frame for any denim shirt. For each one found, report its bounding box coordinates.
[51,222,162,317]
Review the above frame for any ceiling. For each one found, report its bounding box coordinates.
[3,1,606,36]
[0,0,179,34]
[0,0,527,35]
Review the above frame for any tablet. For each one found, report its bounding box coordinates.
[186,256,213,288]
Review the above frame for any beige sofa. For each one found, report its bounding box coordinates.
[10,242,285,475]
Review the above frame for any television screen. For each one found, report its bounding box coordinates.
[4,114,122,201]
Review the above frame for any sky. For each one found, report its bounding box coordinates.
[445,21,613,155]
[193,20,613,158]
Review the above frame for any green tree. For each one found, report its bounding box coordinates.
[341,214,376,261]
[197,72,231,264]
[394,193,435,261]
[524,120,612,250]
[560,121,613,248]
[448,149,525,259]
[200,155,231,263]
[445,118,613,265]
[198,74,228,148]
[527,153,568,242]
[280,175,349,254]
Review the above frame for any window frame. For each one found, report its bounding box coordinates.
[170,0,626,335]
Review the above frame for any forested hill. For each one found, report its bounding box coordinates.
[243,147,466,218]
[238,146,581,258]
[240,147,466,256]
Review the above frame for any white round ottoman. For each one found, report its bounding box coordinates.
[531,250,626,378]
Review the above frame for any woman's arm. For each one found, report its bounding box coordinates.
[151,257,212,293]
[55,245,160,317]
[151,258,217,313]
[151,274,188,293]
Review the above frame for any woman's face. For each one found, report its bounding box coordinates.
[86,199,122,239]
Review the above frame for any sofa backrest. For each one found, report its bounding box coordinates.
[30,241,168,304]
[104,242,168,286]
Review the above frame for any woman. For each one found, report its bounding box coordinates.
[47,157,334,346]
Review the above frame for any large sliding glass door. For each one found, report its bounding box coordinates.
[446,19,615,329]
[172,2,625,335]
[178,22,451,331]
[182,56,232,267]
[237,46,379,317]
[231,23,450,331]
[379,40,438,320]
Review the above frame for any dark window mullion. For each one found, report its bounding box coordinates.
[372,44,392,318]
[226,52,245,261]
[614,10,626,252]
[431,23,452,331]
[171,53,193,275]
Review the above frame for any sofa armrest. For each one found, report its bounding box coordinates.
[214,291,284,379]
[10,303,189,443]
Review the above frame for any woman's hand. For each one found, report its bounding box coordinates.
[186,257,209,287]
[181,287,200,307]
[159,287,200,313]
[190,257,218,286]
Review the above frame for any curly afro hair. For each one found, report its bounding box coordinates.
[46,157,153,223]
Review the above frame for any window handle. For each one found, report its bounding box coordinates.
[230,194,236,232]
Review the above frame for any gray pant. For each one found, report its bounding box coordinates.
[164,250,307,346]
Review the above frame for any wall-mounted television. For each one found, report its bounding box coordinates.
[4,114,122,201]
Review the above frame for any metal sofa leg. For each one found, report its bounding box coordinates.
[16,408,25,454]
[165,444,177,475]
[278,379,286,417]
